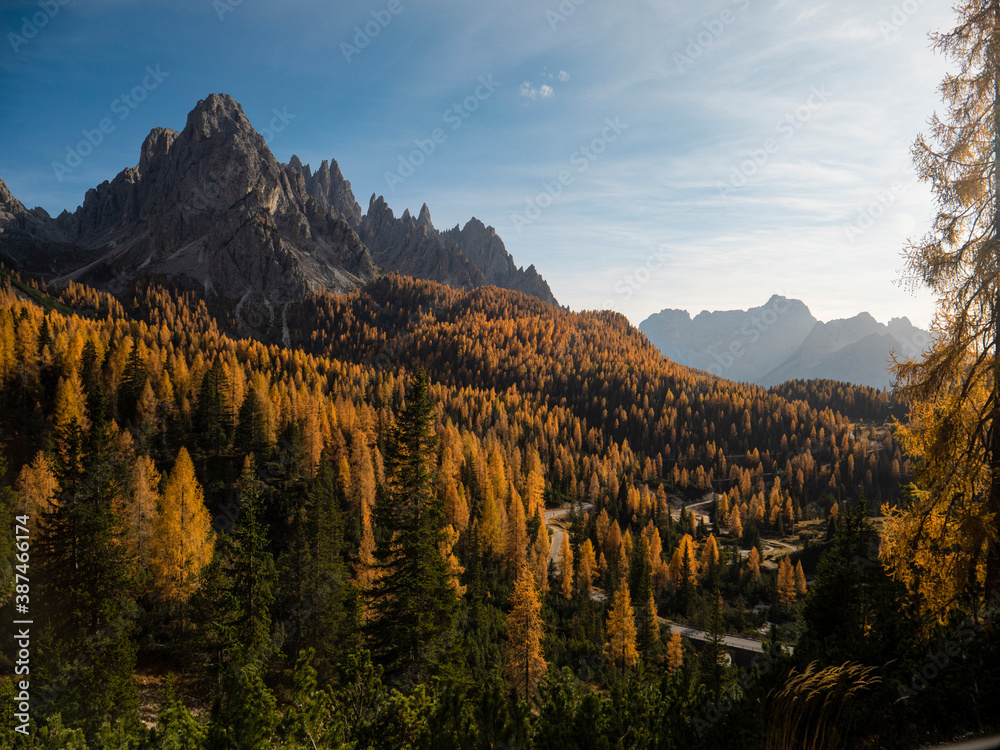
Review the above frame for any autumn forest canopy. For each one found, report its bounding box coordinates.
[0,260,994,750]
[3,4,1000,746]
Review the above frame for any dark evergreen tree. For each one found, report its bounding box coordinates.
[149,675,206,749]
[194,358,232,453]
[117,344,147,426]
[34,414,140,740]
[235,387,269,459]
[206,656,278,750]
[798,503,911,666]
[277,458,359,676]
[221,455,276,664]
[80,338,101,394]
[633,540,660,665]
[368,371,458,680]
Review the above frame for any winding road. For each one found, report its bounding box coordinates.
[545,502,592,566]
[542,501,770,653]
[659,618,765,654]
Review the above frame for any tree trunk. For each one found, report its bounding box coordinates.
[990,0,1000,599]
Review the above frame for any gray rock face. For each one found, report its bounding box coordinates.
[1,92,559,308]
[357,197,485,290]
[639,295,931,389]
[1,94,377,301]
[281,156,560,305]
[441,217,557,305]
[288,154,363,228]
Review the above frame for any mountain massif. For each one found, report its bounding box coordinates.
[0,93,556,308]
[639,295,930,389]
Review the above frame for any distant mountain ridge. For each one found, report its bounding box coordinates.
[0,93,557,307]
[638,295,930,389]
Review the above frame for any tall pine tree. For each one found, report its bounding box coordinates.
[504,563,547,701]
[368,372,458,679]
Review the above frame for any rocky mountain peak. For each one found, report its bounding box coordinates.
[0,179,18,208]
[640,297,930,389]
[439,217,558,305]
[284,155,362,226]
[138,127,179,175]
[184,93,255,141]
[288,154,303,169]
[417,203,433,227]
[0,93,377,305]
[1,93,558,311]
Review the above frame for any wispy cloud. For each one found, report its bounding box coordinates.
[520,82,554,100]
[0,0,959,328]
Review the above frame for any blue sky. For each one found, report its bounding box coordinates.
[0,0,957,329]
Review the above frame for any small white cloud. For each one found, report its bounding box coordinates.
[558,70,570,82]
[520,82,555,100]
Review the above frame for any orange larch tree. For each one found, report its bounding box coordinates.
[505,563,547,701]
[149,447,214,606]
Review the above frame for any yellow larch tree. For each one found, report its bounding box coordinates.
[700,533,720,580]
[669,534,698,590]
[782,495,795,527]
[119,455,161,570]
[747,547,761,582]
[883,0,1000,620]
[776,557,796,605]
[595,508,611,549]
[716,492,729,524]
[477,482,505,560]
[149,447,214,605]
[750,492,766,527]
[354,512,379,621]
[52,369,89,434]
[728,503,743,540]
[559,531,574,599]
[301,402,323,480]
[504,494,529,575]
[666,629,684,673]
[505,563,547,701]
[605,520,625,579]
[530,514,550,595]
[15,451,59,515]
[349,437,376,521]
[524,466,545,521]
[439,450,469,532]
[577,538,597,595]
[642,523,669,592]
[439,524,466,597]
[794,560,807,597]
[604,577,638,673]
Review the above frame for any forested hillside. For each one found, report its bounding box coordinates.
[0,270,993,749]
